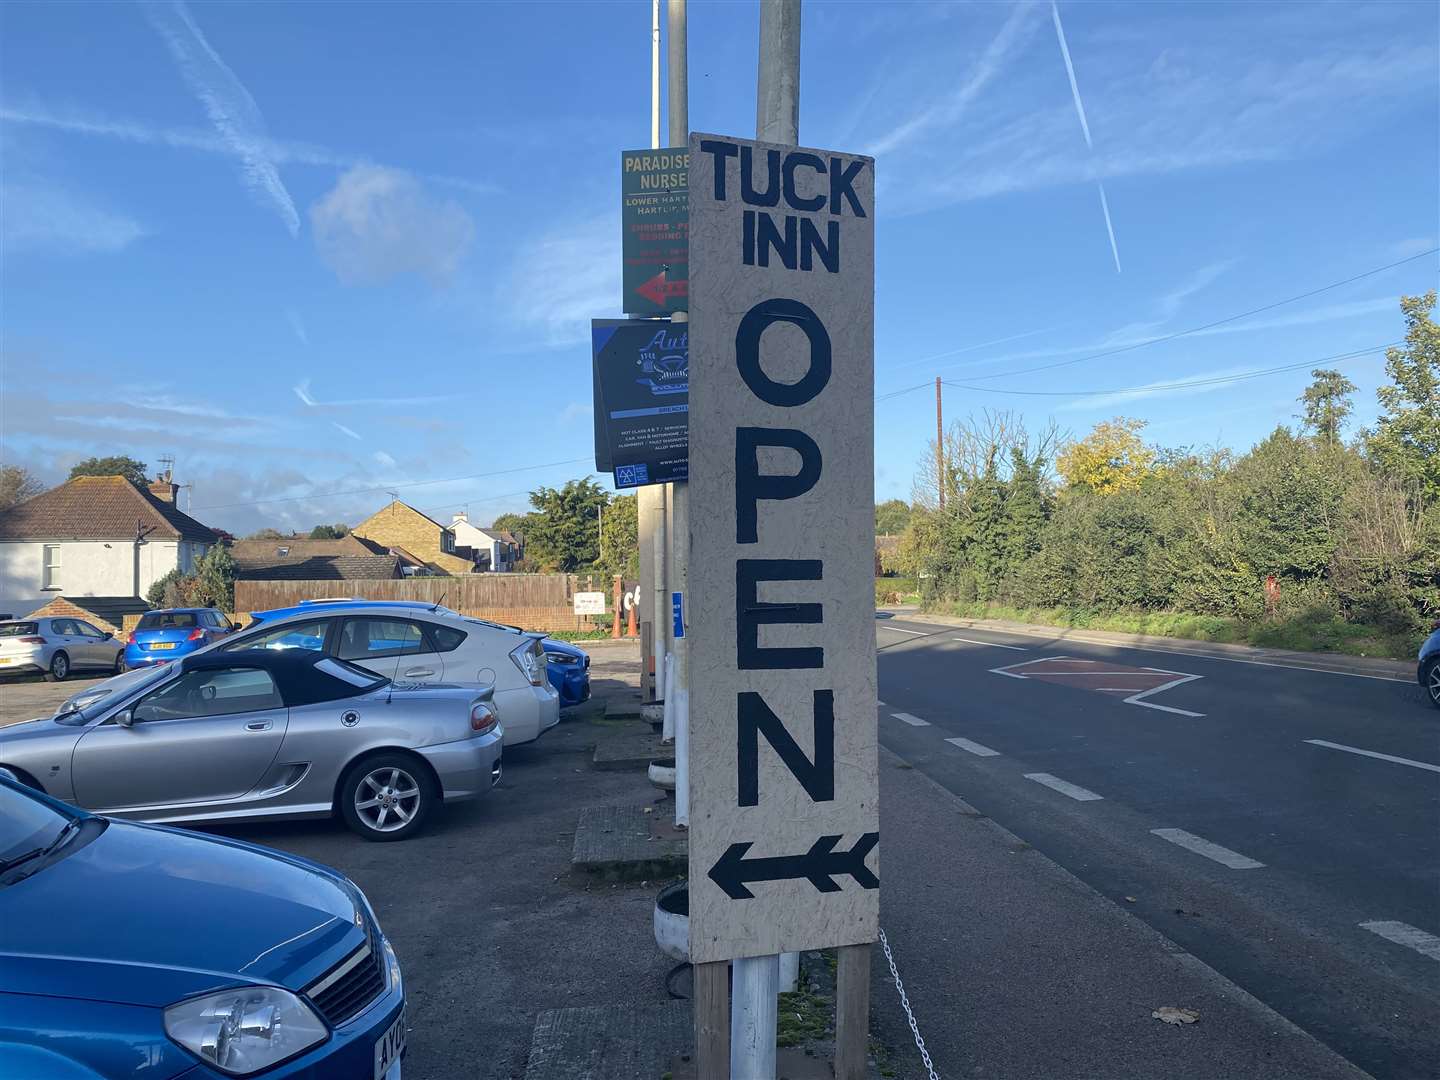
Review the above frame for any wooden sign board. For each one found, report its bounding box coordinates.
[686,132,878,964]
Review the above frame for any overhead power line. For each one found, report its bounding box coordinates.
[941,343,1394,398]
[960,249,1433,384]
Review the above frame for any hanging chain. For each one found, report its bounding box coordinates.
[878,927,940,1080]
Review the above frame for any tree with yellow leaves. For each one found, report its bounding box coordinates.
[1056,417,1156,494]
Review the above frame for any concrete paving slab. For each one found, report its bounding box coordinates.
[592,725,667,771]
[571,803,686,881]
[524,1000,691,1080]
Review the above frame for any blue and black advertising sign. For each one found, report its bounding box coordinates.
[591,319,688,488]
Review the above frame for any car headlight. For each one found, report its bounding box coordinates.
[164,986,328,1075]
[384,937,403,995]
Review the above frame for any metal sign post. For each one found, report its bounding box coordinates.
[687,126,878,1077]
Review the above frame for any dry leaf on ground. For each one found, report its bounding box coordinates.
[1152,1007,1200,1025]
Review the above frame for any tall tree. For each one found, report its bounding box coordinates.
[1299,368,1357,445]
[1056,418,1155,494]
[246,527,286,540]
[523,478,609,572]
[1369,291,1439,499]
[0,466,44,508]
[69,455,149,486]
[874,499,912,536]
[309,523,349,539]
[596,493,639,578]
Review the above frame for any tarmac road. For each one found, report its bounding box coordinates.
[875,613,1439,1079]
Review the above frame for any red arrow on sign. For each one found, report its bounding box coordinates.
[636,273,689,306]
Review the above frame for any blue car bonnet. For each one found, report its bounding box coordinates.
[0,817,364,1009]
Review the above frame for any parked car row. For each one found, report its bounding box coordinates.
[0,600,594,844]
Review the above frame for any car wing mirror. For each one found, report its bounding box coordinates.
[114,709,135,728]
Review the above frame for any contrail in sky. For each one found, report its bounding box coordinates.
[142,0,300,236]
[1051,1,1121,274]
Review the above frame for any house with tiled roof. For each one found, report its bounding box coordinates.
[230,536,403,581]
[449,511,519,572]
[0,473,219,616]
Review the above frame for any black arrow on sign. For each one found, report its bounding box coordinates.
[708,833,879,900]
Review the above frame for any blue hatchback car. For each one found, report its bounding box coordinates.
[0,776,406,1079]
[123,608,235,669]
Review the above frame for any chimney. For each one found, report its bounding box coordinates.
[454,510,468,523]
[148,475,179,504]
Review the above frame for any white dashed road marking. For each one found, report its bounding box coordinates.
[1024,773,1103,801]
[952,636,1027,650]
[945,736,1000,757]
[882,626,928,635]
[891,712,930,727]
[1151,828,1264,869]
[876,699,887,707]
[1359,920,1440,961]
[1304,739,1440,775]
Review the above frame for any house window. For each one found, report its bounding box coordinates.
[41,545,62,589]
[441,531,455,554]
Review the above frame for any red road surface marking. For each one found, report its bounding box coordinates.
[989,655,1205,717]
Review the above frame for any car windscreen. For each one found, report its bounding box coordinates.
[52,665,174,725]
[0,623,38,637]
[0,784,74,869]
[137,612,199,630]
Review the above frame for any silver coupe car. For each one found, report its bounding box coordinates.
[0,648,503,841]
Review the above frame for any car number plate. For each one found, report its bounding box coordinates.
[374,1007,405,1080]
[0,657,12,664]
[150,642,177,650]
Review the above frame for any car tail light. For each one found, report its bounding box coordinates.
[511,643,545,687]
[470,702,498,735]
[117,632,131,645]
[17,636,45,645]
[187,628,205,641]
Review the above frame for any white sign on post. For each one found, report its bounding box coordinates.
[687,132,878,964]
[573,591,606,616]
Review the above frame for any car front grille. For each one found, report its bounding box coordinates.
[304,930,386,1027]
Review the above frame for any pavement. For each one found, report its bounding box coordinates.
[873,612,1439,1079]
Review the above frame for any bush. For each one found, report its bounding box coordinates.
[146,568,183,607]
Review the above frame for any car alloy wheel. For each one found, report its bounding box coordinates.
[339,752,437,842]
[354,766,421,833]
[1428,660,1440,709]
[113,651,126,675]
[47,652,69,682]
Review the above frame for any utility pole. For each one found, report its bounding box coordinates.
[667,0,690,828]
[639,0,668,704]
[936,376,944,511]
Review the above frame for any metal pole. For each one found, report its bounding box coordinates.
[730,955,778,1080]
[756,0,801,144]
[651,0,661,150]
[637,4,664,702]
[935,376,944,511]
[652,483,667,702]
[728,4,803,1075]
[667,0,691,829]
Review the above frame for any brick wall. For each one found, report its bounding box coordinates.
[25,596,124,634]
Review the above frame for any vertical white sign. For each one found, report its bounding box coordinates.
[687,133,877,964]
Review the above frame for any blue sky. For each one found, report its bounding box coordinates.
[2,0,1435,535]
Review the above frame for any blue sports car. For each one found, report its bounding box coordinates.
[542,639,590,706]
[0,775,406,1079]
[123,608,235,669]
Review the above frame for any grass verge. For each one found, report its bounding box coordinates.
[922,601,1419,661]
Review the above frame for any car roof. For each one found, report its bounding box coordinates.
[145,607,216,615]
[180,648,383,706]
[252,600,444,619]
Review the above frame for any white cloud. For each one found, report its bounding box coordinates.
[293,378,446,408]
[1,182,146,255]
[310,165,474,286]
[867,2,1038,158]
[374,450,397,468]
[1056,364,1261,411]
[1383,237,1437,262]
[142,0,299,236]
[0,100,496,195]
[500,214,620,346]
[332,421,362,440]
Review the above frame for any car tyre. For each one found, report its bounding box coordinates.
[1424,657,1440,710]
[45,651,70,682]
[113,651,127,676]
[338,753,436,842]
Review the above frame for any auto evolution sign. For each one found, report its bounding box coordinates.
[686,133,878,964]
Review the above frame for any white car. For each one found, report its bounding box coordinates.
[210,600,560,745]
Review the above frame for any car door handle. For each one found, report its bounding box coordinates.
[403,668,435,678]
[246,720,273,732]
